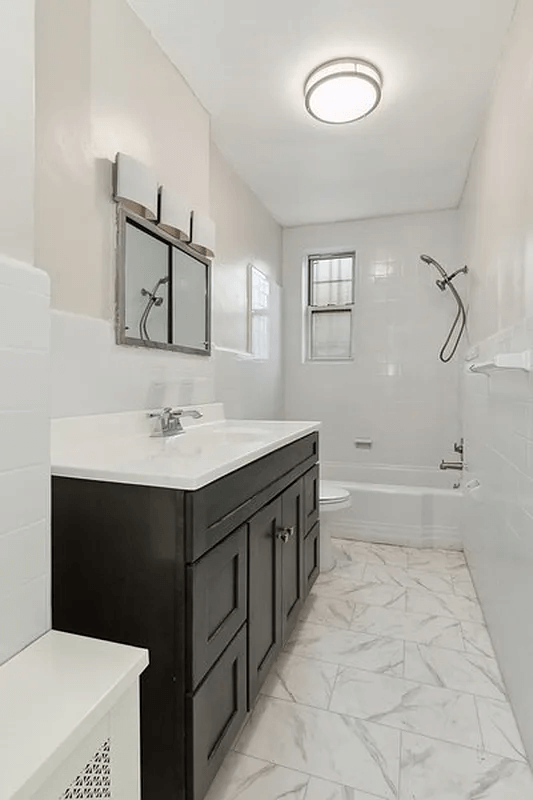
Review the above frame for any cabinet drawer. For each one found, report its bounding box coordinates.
[188,525,247,690]
[185,433,319,561]
[188,625,247,800]
[304,523,320,596]
[303,465,319,535]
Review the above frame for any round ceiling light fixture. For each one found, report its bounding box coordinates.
[304,58,383,124]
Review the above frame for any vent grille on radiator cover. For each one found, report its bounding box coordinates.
[59,739,111,799]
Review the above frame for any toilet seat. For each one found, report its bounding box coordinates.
[320,481,350,505]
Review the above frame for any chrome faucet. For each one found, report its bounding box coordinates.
[440,439,465,472]
[148,407,203,438]
[440,460,463,471]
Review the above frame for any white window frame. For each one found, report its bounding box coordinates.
[306,251,356,362]
[247,263,270,359]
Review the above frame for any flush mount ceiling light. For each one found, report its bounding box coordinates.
[304,58,383,124]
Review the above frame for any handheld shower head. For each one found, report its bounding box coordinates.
[420,253,448,281]
[419,254,468,363]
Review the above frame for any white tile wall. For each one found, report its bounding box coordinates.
[51,308,283,421]
[0,255,50,665]
[459,0,533,764]
[462,319,533,761]
[283,210,462,477]
[213,281,283,420]
[50,310,215,417]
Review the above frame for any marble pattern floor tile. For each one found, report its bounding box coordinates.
[312,575,407,609]
[407,548,465,572]
[406,588,484,623]
[404,642,506,700]
[286,622,404,675]
[461,621,496,658]
[261,653,338,709]
[451,574,478,600]
[400,731,533,799]
[446,561,472,580]
[204,752,309,800]
[476,697,527,762]
[207,542,533,800]
[350,605,464,650]
[235,696,400,800]
[329,667,482,750]
[305,777,387,800]
[298,594,355,629]
[333,539,409,568]
[333,541,370,571]
[364,563,455,594]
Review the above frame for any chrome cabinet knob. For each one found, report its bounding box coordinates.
[276,526,295,543]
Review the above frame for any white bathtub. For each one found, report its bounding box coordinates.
[322,463,463,550]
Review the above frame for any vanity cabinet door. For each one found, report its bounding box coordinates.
[303,465,319,536]
[188,525,247,690]
[188,625,247,800]
[304,522,320,596]
[248,496,283,705]
[280,478,305,640]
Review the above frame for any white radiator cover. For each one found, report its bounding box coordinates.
[0,631,148,800]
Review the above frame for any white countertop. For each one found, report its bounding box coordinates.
[51,404,320,490]
[0,630,148,800]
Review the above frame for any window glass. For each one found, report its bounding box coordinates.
[248,265,270,359]
[309,255,354,306]
[310,309,352,360]
[307,253,355,361]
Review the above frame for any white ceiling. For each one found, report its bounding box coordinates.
[127,0,516,227]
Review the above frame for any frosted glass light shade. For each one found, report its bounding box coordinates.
[158,186,191,241]
[304,58,382,124]
[114,153,158,220]
[190,211,215,258]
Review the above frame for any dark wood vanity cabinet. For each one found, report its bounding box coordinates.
[248,478,305,706]
[52,432,319,800]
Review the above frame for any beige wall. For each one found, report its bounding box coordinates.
[0,0,34,262]
[35,0,283,419]
[210,143,282,353]
[210,143,283,418]
[35,0,210,320]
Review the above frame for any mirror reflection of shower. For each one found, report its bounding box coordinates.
[420,254,468,363]
[139,276,169,342]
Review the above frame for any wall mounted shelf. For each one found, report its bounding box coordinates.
[467,351,533,374]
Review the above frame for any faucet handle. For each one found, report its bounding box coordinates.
[454,438,464,455]
[148,407,172,420]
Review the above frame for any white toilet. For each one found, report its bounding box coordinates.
[319,480,351,572]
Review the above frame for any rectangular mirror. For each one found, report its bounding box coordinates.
[116,207,211,355]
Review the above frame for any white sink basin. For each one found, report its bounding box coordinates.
[51,404,320,490]
[160,426,269,457]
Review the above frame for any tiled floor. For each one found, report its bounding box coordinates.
[205,539,533,800]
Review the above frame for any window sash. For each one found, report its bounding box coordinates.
[308,307,353,361]
[307,252,355,361]
[308,252,355,307]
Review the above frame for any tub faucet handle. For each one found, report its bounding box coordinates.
[454,438,464,455]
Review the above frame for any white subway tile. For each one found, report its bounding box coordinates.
[0,521,48,599]
[0,576,49,666]
[0,411,49,473]
[0,349,49,412]
[0,466,49,536]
